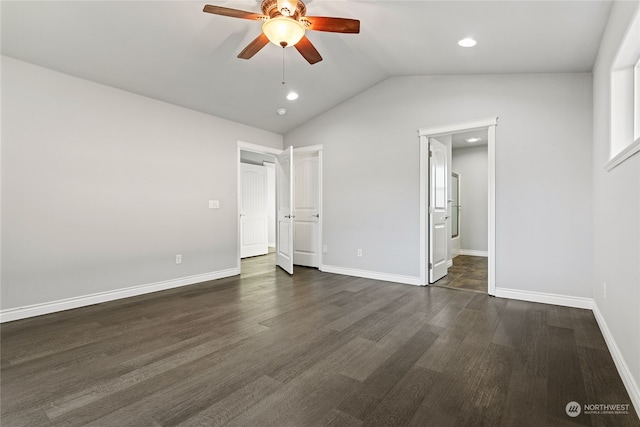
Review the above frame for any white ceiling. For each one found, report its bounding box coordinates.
[1,1,612,134]
[451,129,488,149]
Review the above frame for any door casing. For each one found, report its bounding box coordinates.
[418,117,498,295]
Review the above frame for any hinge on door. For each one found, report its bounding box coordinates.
[428,263,432,269]
[429,150,432,157]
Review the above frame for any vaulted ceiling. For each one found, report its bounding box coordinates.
[1,1,612,134]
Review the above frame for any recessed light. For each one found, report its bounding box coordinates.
[458,38,477,47]
[276,108,287,116]
[286,92,299,101]
[465,137,482,143]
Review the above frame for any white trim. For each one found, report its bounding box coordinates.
[494,287,594,310]
[320,265,421,286]
[447,260,454,268]
[419,137,428,286]
[459,249,489,257]
[487,124,496,296]
[418,117,498,296]
[0,268,239,323]
[237,140,283,156]
[293,144,324,154]
[604,137,640,171]
[418,117,498,137]
[237,145,242,272]
[318,150,324,269]
[593,303,640,419]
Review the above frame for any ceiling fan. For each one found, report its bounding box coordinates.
[202,0,360,64]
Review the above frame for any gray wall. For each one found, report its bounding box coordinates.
[285,72,593,297]
[1,57,283,310]
[592,0,640,408]
[452,146,488,252]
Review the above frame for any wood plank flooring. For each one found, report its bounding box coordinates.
[1,256,638,426]
[434,255,488,293]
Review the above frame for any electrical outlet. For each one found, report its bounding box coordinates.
[209,200,220,209]
[357,249,362,257]
[603,282,607,299]
[322,245,328,254]
[176,254,182,264]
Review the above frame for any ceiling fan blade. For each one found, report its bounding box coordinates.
[203,4,267,21]
[295,36,322,64]
[302,16,360,34]
[238,33,270,59]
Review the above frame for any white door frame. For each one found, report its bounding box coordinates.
[236,141,323,274]
[418,117,498,295]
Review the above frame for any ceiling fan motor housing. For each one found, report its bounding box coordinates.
[261,0,307,19]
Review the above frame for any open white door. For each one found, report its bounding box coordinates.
[276,146,294,274]
[293,153,320,267]
[240,163,269,258]
[429,137,449,283]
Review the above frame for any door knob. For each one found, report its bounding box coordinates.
[313,214,320,218]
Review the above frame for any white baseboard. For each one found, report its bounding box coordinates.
[592,303,640,419]
[0,268,239,323]
[494,287,594,310]
[447,259,454,268]
[320,265,421,286]
[459,249,489,257]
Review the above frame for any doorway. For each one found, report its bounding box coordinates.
[239,151,276,259]
[236,141,323,276]
[418,117,497,295]
[445,130,489,292]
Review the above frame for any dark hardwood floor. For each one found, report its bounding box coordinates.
[434,255,488,293]
[1,255,638,426]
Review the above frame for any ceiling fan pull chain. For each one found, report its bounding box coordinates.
[282,46,286,85]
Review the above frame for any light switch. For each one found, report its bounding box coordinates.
[209,200,220,209]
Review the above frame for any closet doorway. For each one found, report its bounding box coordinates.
[236,142,323,276]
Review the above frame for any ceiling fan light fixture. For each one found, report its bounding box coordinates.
[262,16,305,47]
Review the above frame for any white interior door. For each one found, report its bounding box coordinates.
[293,153,320,267]
[276,147,294,274]
[240,163,269,258]
[429,137,449,283]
